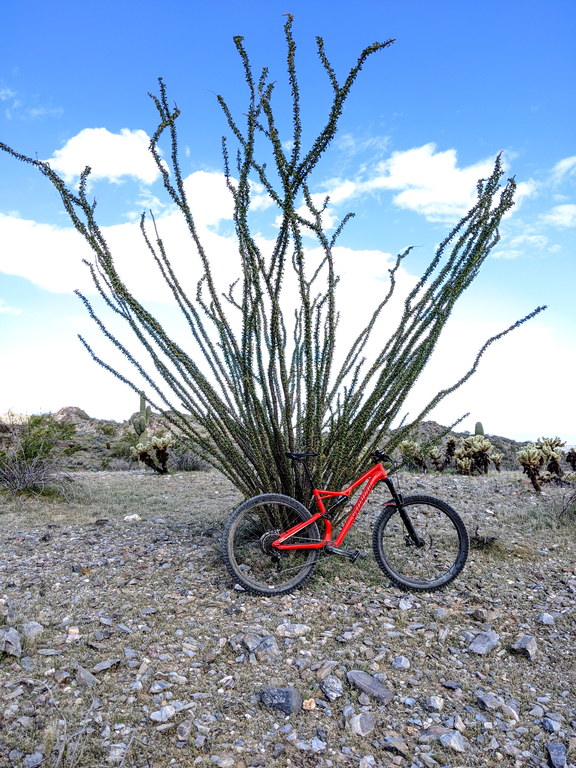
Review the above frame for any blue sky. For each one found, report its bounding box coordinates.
[1,0,575,443]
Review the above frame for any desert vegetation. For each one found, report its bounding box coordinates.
[0,18,545,507]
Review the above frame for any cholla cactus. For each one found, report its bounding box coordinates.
[535,437,565,477]
[454,434,494,475]
[456,456,473,475]
[518,437,566,491]
[566,448,576,472]
[490,452,503,472]
[428,446,445,472]
[398,440,427,471]
[517,445,545,492]
[131,433,172,474]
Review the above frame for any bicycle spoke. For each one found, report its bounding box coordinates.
[372,495,468,591]
[223,495,321,594]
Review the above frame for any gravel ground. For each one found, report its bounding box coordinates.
[0,469,575,768]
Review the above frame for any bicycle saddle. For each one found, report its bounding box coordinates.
[286,452,318,460]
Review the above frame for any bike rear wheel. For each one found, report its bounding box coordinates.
[372,494,468,591]
[222,493,321,596]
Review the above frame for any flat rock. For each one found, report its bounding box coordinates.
[347,670,393,704]
[259,686,302,715]
[381,736,410,758]
[469,630,500,655]
[75,664,99,687]
[92,658,122,673]
[476,691,503,710]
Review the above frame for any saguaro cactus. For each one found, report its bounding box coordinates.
[131,392,152,443]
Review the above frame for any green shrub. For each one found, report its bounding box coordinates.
[17,414,76,462]
[0,413,79,496]
[168,449,209,472]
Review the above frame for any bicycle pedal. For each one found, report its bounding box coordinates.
[325,545,367,562]
[350,549,368,563]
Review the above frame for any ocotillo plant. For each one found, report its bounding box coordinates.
[0,19,546,503]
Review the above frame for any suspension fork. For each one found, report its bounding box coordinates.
[382,478,425,547]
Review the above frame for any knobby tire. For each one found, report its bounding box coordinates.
[222,493,321,596]
[372,494,469,592]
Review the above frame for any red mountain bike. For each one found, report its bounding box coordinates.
[222,451,469,596]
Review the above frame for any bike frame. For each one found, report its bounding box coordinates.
[272,462,400,551]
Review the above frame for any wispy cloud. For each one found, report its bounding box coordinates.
[1,85,62,121]
[542,204,576,229]
[551,156,576,184]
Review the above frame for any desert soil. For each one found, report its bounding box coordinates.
[0,468,575,768]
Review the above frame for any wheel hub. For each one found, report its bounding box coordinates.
[259,531,280,556]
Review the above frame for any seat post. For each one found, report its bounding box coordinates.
[300,459,316,490]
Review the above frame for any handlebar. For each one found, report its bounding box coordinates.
[371,450,395,465]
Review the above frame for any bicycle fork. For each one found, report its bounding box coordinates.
[383,478,425,548]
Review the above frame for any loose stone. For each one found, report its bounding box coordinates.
[275,622,310,638]
[469,630,500,655]
[347,669,393,704]
[349,712,375,737]
[149,705,176,723]
[21,621,44,641]
[0,627,22,658]
[538,612,555,625]
[509,634,538,660]
[259,686,303,715]
[439,729,468,752]
[320,674,344,701]
[547,741,567,768]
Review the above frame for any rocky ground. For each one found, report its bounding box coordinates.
[0,468,575,768]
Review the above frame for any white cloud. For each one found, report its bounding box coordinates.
[364,144,495,222]
[47,128,161,185]
[542,204,576,229]
[316,144,517,224]
[0,298,23,315]
[0,213,94,293]
[405,314,575,443]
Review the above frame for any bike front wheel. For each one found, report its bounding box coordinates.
[372,494,469,592]
[222,493,321,596]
